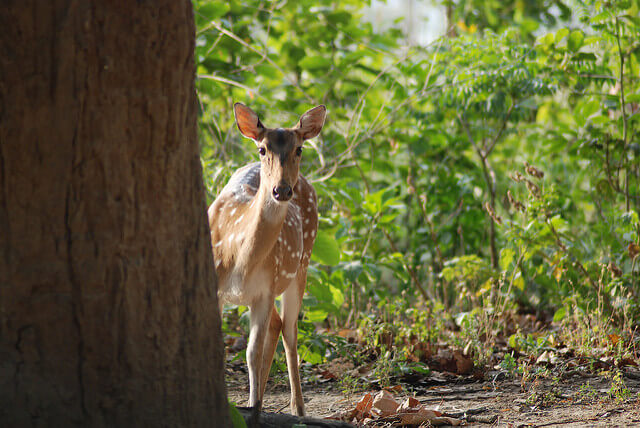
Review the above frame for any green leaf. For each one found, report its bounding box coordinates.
[306,309,329,322]
[555,28,569,44]
[329,284,344,307]
[198,2,230,20]
[567,30,584,52]
[500,248,515,271]
[550,215,568,233]
[553,307,567,322]
[536,32,555,48]
[299,344,323,364]
[299,55,331,71]
[326,11,351,25]
[513,272,525,291]
[507,334,519,349]
[228,401,248,428]
[311,229,340,266]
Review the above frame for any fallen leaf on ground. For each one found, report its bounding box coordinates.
[372,390,399,416]
[395,408,462,426]
[330,391,462,426]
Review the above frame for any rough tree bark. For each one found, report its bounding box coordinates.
[0,1,229,426]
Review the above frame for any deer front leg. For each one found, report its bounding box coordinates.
[247,297,273,410]
[260,305,282,399]
[281,285,304,416]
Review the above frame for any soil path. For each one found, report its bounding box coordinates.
[227,363,640,427]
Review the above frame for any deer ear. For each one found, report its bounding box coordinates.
[295,105,326,140]
[234,103,265,141]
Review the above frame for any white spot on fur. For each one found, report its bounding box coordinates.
[214,240,223,248]
[229,207,237,216]
[303,231,308,239]
[234,214,244,225]
[228,233,235,242]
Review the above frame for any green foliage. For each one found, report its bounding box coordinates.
[196,0,640,368]
[228,401,248,428]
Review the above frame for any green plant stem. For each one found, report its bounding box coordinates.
[382,228,431,301]
[458,110,515,272]
[614,17,630,211]
[545,217,610,310]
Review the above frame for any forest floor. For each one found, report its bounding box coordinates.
[226,357,640,427]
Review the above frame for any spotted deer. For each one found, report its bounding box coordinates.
[208,103,326,416]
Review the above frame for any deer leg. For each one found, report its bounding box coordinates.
[259,305,282,399]
[281,285,304,416]
[247,297,272,410]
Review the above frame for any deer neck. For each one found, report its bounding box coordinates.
[236,182,288,271]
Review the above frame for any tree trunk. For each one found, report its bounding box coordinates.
[0,1,229,426]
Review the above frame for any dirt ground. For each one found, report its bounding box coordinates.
[226,361,640,427]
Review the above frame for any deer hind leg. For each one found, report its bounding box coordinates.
[247,297,273,410]
[281,282,305,416]
[259,305,282,399]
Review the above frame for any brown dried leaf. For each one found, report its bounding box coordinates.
[453,349,474,375]
[319,369,337,380]
[608,262,623,278]
[398,396,422,412]
[524,161,544,179]
[536,350,558,365]
[385,384,403,393]
[394,408,462,426]
[628,243,640,259]
[326,409,355,422]
[372,390,399,417]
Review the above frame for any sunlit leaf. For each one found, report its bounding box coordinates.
[311,229,340,266]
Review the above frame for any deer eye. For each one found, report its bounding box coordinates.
[296,146,302,156]
[258,147,266,156]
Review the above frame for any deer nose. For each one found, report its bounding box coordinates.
[272,184,293,201]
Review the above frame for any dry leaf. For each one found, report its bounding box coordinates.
[372,390,399,417]
[628,243,640,259]
[398,396,422,412]
[608,262,623,278]
[453,349,474,375]
[394,408,461,426]
[385,384,403,393]
[355,392,373,411]
[337,328,359,343]
[536,350,558,365]
[608,333,620,346]
[319,369,337,380]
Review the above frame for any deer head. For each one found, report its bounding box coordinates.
[234,103,326,203]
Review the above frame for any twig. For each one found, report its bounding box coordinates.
[206,20,314,102]
[198,74,261,97]
[382,229,431,301]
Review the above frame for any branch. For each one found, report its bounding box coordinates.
[198,74,262,97]
[382,228,432,301]
[484,102,515,157]
[206,21,314,102]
